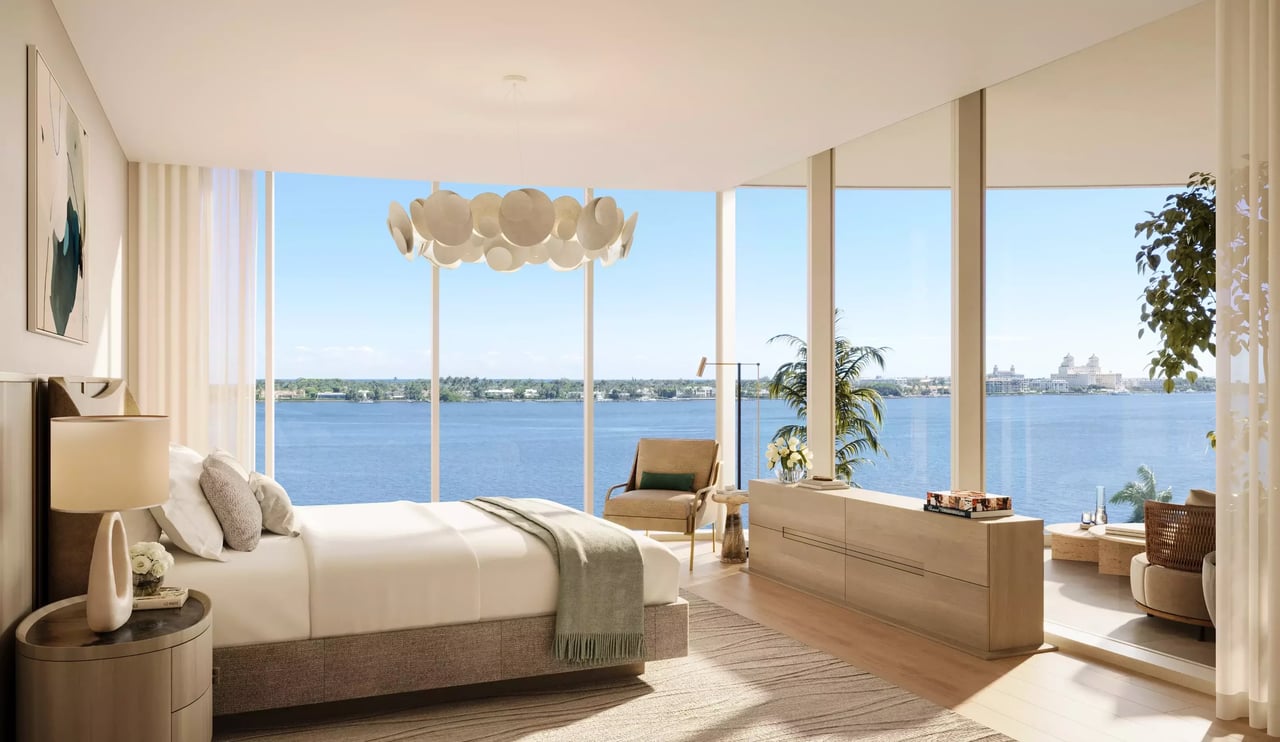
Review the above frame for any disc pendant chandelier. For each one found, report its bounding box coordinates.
[387,188,637,272]
[388,74,636,272]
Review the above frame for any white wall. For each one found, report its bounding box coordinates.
[1,0,126,376]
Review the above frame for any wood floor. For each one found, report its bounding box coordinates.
[677,543,1267,742]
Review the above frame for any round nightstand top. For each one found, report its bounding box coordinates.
[17,590,211,662]
[712,491,749,506]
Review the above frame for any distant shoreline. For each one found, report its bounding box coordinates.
[258,391,1214,404]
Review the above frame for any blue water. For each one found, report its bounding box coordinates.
[255,393,1216,526]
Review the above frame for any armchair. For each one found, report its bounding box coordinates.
[1130,494,1216,630]
[602,438,721,571]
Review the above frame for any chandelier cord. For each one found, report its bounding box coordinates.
[508,79,526,186]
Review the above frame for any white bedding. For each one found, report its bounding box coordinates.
[167,499,681,647]
[165,532,311,647]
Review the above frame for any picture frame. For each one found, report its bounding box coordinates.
[28,45,89,344]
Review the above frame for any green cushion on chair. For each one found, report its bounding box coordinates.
[638,471,696,492]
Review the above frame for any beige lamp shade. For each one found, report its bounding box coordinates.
[50,416,170,513]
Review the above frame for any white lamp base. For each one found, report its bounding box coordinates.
[86,511,133,633]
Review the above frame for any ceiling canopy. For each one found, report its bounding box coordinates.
[749,2,1213,189]
[53,0,1202,191]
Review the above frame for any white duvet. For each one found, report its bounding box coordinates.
[167,499,681,647]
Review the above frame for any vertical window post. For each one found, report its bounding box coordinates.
[716,190,737,491]
[264,171,275,478]
[583,187,595,513]
[431,181,441,503]
[951,92,986,491]
[806,150,836,479]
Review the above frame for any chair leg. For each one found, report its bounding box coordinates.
[711,525,717,553]
[688,531,695,572]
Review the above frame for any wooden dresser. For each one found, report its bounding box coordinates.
[748,480,1044,658]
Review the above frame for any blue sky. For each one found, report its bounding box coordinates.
[260,174,1195,381]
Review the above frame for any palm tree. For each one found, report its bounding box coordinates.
[768,328,888,484]
[1110,465,1174,523]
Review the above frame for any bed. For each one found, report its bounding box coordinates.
[39,377,689,716]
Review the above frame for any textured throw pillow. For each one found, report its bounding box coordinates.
[150,443,226,561]
[201,457,262,551]
[638,471,696,492]
[209,448,251,481]
[249,471,301,537]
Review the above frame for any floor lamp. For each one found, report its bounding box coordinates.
[697,357,761,489]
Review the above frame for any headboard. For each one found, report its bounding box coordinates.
[43,377,144,603]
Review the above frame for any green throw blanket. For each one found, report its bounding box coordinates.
[466,496,645,663]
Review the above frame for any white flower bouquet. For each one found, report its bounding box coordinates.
[766,436,812,483]
[128,541,174,596]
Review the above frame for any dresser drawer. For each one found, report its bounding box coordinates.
[845,499,989,586]
[172,685,212,742]
[749,526,844,602]
[750,484,845,543]
[843,553,989,651]
[172,628,212,712]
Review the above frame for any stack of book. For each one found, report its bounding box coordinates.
[924,490,1013,519]
[133,586,189,611]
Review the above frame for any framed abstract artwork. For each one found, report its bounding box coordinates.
[28,46,88,343]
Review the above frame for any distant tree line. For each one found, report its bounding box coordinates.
[256,377,721,402]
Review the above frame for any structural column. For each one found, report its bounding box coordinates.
[806,150,836,479]
[951,92,986,491]
[584,187,596,514]
[430,181,441,503]
[715,190,737,491]
[264,172,275,477]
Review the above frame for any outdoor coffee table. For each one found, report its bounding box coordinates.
[1047,522,1099,563]
[1089,523,1147,576]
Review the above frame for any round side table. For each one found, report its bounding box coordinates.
[713,491,749,563]
[1047,522,1099,563]
[17,590,213,742]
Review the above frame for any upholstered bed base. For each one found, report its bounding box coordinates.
[212,600,688,715]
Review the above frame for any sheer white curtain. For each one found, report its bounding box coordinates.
[1215,0,1278,733]
[128,164,257,466]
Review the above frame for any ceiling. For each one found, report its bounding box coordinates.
[749,2,1214,188]
[53,0,1203,191]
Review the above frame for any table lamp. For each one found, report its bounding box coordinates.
[50,415,170,632]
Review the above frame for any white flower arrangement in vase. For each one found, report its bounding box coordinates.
[767,436,812,484]
[128,541,174,597]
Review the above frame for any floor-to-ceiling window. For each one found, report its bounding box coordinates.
[983,6,1215,666]
[258,173,433,505]
[592,190,715,516]
[736,185,806,487]
[834,104,952,495]
[436,183,584,506]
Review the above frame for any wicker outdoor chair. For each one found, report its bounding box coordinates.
[1130,497,1216,631]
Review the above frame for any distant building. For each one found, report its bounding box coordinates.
[986,364,1025,394]
[1051,353,1123,390]
[315,391,345,400]
[689,386,714,398]
[522,389,539,399]
[484,388,515,399]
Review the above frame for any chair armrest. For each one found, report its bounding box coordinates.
[605,482,629,502]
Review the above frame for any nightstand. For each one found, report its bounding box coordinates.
[16,590,213,742]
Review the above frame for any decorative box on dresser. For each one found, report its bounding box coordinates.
[17,590,213,742]
[748,480,1044,659]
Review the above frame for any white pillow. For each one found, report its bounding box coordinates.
[249,471,301,537]
[151,443,226,561]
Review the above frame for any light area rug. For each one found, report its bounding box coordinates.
[217,593,1008,741]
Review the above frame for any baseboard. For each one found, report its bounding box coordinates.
[1044,620,1214,694]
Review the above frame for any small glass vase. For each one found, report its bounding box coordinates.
[133,574,163,597]
[776,466,806,484]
